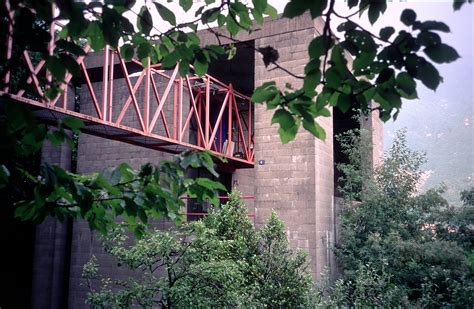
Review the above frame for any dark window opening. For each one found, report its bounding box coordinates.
[333,107,360,197]
[186,168,232,221]
[207,41,255,96]
[189,40,255,160]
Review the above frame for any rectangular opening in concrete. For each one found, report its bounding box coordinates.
[186,41,256,219]
[207,41,255,96]
[333,107,360,197]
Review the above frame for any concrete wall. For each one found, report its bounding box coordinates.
[250,16,336,280]
[200,14,339,280]
[32,86,75,309]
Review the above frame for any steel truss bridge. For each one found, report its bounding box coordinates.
[1,18,255,169]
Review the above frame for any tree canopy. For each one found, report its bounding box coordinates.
[328,129,474,306]
[83,191,312,308]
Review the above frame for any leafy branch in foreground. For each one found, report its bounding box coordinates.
[252,0,467,143]
[2,1,470,144]
[0,100,226,237]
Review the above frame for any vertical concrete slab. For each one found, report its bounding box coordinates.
[31,86,75,309]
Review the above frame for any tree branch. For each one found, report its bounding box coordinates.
[206,27,304,79]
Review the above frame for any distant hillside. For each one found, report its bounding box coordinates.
[384,95,473,205]
[384,33,473,205]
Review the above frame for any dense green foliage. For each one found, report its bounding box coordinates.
[83,191,312,308]
[317,130,474,307]
[0,100,226,236]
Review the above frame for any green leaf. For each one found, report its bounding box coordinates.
[44,88,60,100]
[417,31,441,47]
[304,59,321,74]
[55,39,86,55]
[102,7,121,46]
[309,0,327,18]
[226,14,239,36]
[63,117,84,134]
[348,0,358,9]
[236,7,252,29]
[379,27,395,41]
[345,30,376,52]
[303,70,321,93]
[337,93,351,113]
[377,88,402,109]
[202,8,220,23]
[137,42,152,62]
[368,1,387,25]
[453,0,467,10]
[196,177,227,191]
[253,0,267,14]
[376,68,395,84]
[193,58,208,76]
[423,43,460,64]
[252,82,277,103]
[283,0,308,18]
[117,163,135,183]
[271,109,294,130]
[400,9,416,26]
[186,32,201,45]
[417,60,441,90]
[162,51,180,68]
[303,118,326,140]
[325,68,343,89]
[267,92,281,110]
[337,21,357,32]
[93,175,121,196]
[120,44,135,61]
[154,2,177,26]
[48,130,66,146]
[415,21,450,32]
[138,6,153,36]
[137,208,148,224]
[278,121,299,144]
[179,0,193,12]
[251,8,263,24]
[179,59,190,77]
[308,36,333,59]
[87,21,105,51]
[353,51,375,71]
[396,72,416,96]
[330,44,348,74]
[316,107,331,117]
[60,54,82,77]
[205,45,225,57]
[263,4,278,18]
[46,56,67,81]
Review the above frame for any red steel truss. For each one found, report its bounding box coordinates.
[1,19,254,168]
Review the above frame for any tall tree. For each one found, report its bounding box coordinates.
[83,191,312,308]
[333,129,473,306]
